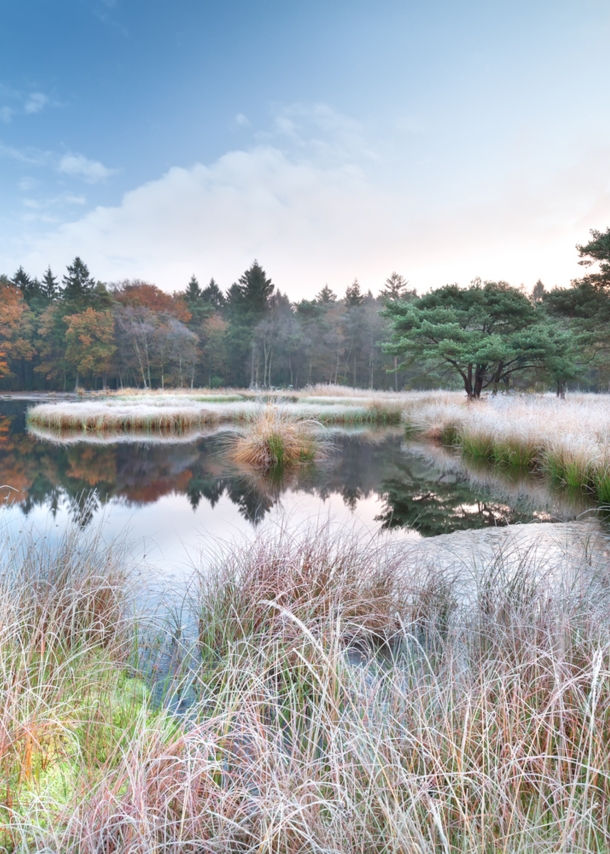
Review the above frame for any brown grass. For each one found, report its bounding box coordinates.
[0,522,135,846]
[196,524,409,654]
[35,523,610,853]
[227,406,324,473]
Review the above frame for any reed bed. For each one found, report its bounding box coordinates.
[4,520,610,850]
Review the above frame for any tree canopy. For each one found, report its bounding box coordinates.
[385,280,562,398]
[3,228,610,394]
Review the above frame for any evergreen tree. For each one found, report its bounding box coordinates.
[316,284,336,304]
[11,266,45,308]
[183,275,208,325]
[201,277,225,309]
[577,227,610,289]
[385,280,559,398]
[222,263,275,386]
[41,266,59,300]
[237,261,274,316]
[11,266,31,296]
[344,279,364,306]
[342,282,368,385]
[62,257,96,303]
[185,275,202,303]
[380,272,414,302]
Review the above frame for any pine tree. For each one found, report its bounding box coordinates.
[380,271,413,302]
[62,257,96,303]
[41,266,59,300]
[344,279,364,306]
[316,284,336,304]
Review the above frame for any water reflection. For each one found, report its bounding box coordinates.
[0,400,595,537]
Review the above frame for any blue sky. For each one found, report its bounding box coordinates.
[1,0,610,297]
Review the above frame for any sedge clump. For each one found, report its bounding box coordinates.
[228,405,324,473]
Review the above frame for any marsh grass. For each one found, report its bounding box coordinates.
[227,406,323,473]
[0,523,152,849]
[4,521,610,851]
[402,392,610,505]
[195,525,406,655]
[26,388,407,441]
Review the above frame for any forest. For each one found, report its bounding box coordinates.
[1,226,609,394]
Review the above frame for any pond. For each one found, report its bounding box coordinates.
[0,398,597,577]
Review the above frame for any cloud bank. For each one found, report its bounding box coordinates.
[15,106,610,298]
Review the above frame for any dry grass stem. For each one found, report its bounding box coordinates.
[3,520,610,851]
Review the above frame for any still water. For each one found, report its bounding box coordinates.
[0,399,596,576]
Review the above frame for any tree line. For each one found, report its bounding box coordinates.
[0,260,414,391]
[0,225,608,394]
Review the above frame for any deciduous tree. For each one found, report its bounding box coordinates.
[64,308,116,389]
[0,282,34,381]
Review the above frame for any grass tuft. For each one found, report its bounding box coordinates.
[226,406,324,473]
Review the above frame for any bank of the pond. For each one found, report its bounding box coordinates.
[400,392,610,505]
[3,518,610,851]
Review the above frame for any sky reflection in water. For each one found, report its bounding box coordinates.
[0,400,594,576]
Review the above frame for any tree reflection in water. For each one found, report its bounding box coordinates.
[0,400,592,534]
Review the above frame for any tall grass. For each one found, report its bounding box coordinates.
[0,523,149,850]
[402,392,610,504]
[4,520,610,850]
[227,406,324,473]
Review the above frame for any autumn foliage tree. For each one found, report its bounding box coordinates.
[0,281,34,380]
[64,308,116,389]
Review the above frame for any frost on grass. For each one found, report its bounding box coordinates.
[6,520,610,853]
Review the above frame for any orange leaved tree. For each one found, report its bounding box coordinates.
[0,281,34,383]
[64,308,116,390]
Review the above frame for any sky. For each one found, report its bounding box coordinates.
[1,0,609,299]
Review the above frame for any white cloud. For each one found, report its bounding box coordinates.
[235,113,250,127]
[24,92,49,114]
[22,194,87,210]
[18,177,37,191]
[13,105,610,298]
[58,153,115,183]
[0,143,50,165]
